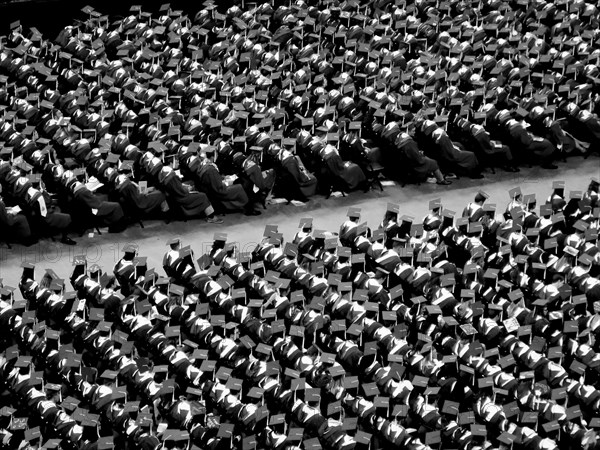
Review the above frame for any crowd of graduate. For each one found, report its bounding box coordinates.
[0,178,598,450]
[1,0,600,245]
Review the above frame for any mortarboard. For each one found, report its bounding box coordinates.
[304,438,322,450]
[429,198,442,210]
[579,254,593,266]
[299,217,313,229]
[263,224,278,237]
[544,238,558,250]
[564,246,578,257]
[441,400,460,416]
[508,187,522,199]
[165,237,181,247]
[123,244,138,254]
[387,203,400,214]
[163,430,190,442]
[522,194,536,206]
[97,437,114,450]
[347,207,361,218]
[497,353,516,369]
[170,284,185,297]
[24,426,41,442]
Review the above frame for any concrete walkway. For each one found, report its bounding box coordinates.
[1,155,598,286]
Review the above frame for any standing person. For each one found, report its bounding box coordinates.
[379,203,401,245]
[463,191,489,222]
[584,177,599,205]
[113,244,138,296]
[340,207,362,247]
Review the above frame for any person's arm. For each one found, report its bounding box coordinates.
[77,187,103,210]
[204,166,229,195]
[0,200,15,227]
[404,140,426,163]
[476,132,495,153]
[511,126,530,147]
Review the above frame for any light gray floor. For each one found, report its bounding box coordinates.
[1,155,598,288]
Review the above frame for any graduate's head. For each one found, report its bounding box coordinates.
[474,191,488,204]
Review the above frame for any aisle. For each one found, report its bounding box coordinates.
[0,155,598,284]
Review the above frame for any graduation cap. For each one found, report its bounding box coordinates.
[539,204,552,216]
[544,238,558,250]
[347,207,361,219]
[441,400,460,416]
[123,244,138,255]
[573,220,588,232]
[428,198,442,211]
[163,430,190,442]
[298,217,313,230]
[16,161,33,174]
[508,187,522,199]
[549,210,565,224]
[468,222,483,235]
[97,437,114,450]
[170,284,185,297]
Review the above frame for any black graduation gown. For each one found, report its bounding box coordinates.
[278,153,318,200]
[581,114,600,143]
[236,158,276,204]
[115,179,166,216]
[27,190,72,233]
[321,151,366,191]
[0,198,31,242]
[243,160,275,192]
[340,134,383,167]
[195,162,248,212]
[397,136,439,178]
[505,121,554,161]
[523,212,539,230]
[566,111,600,146]
[530,119,575,153]
[433,132,479,172]
[160,171,212,217]
[72,185,124,226]
[471,129,513,165]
